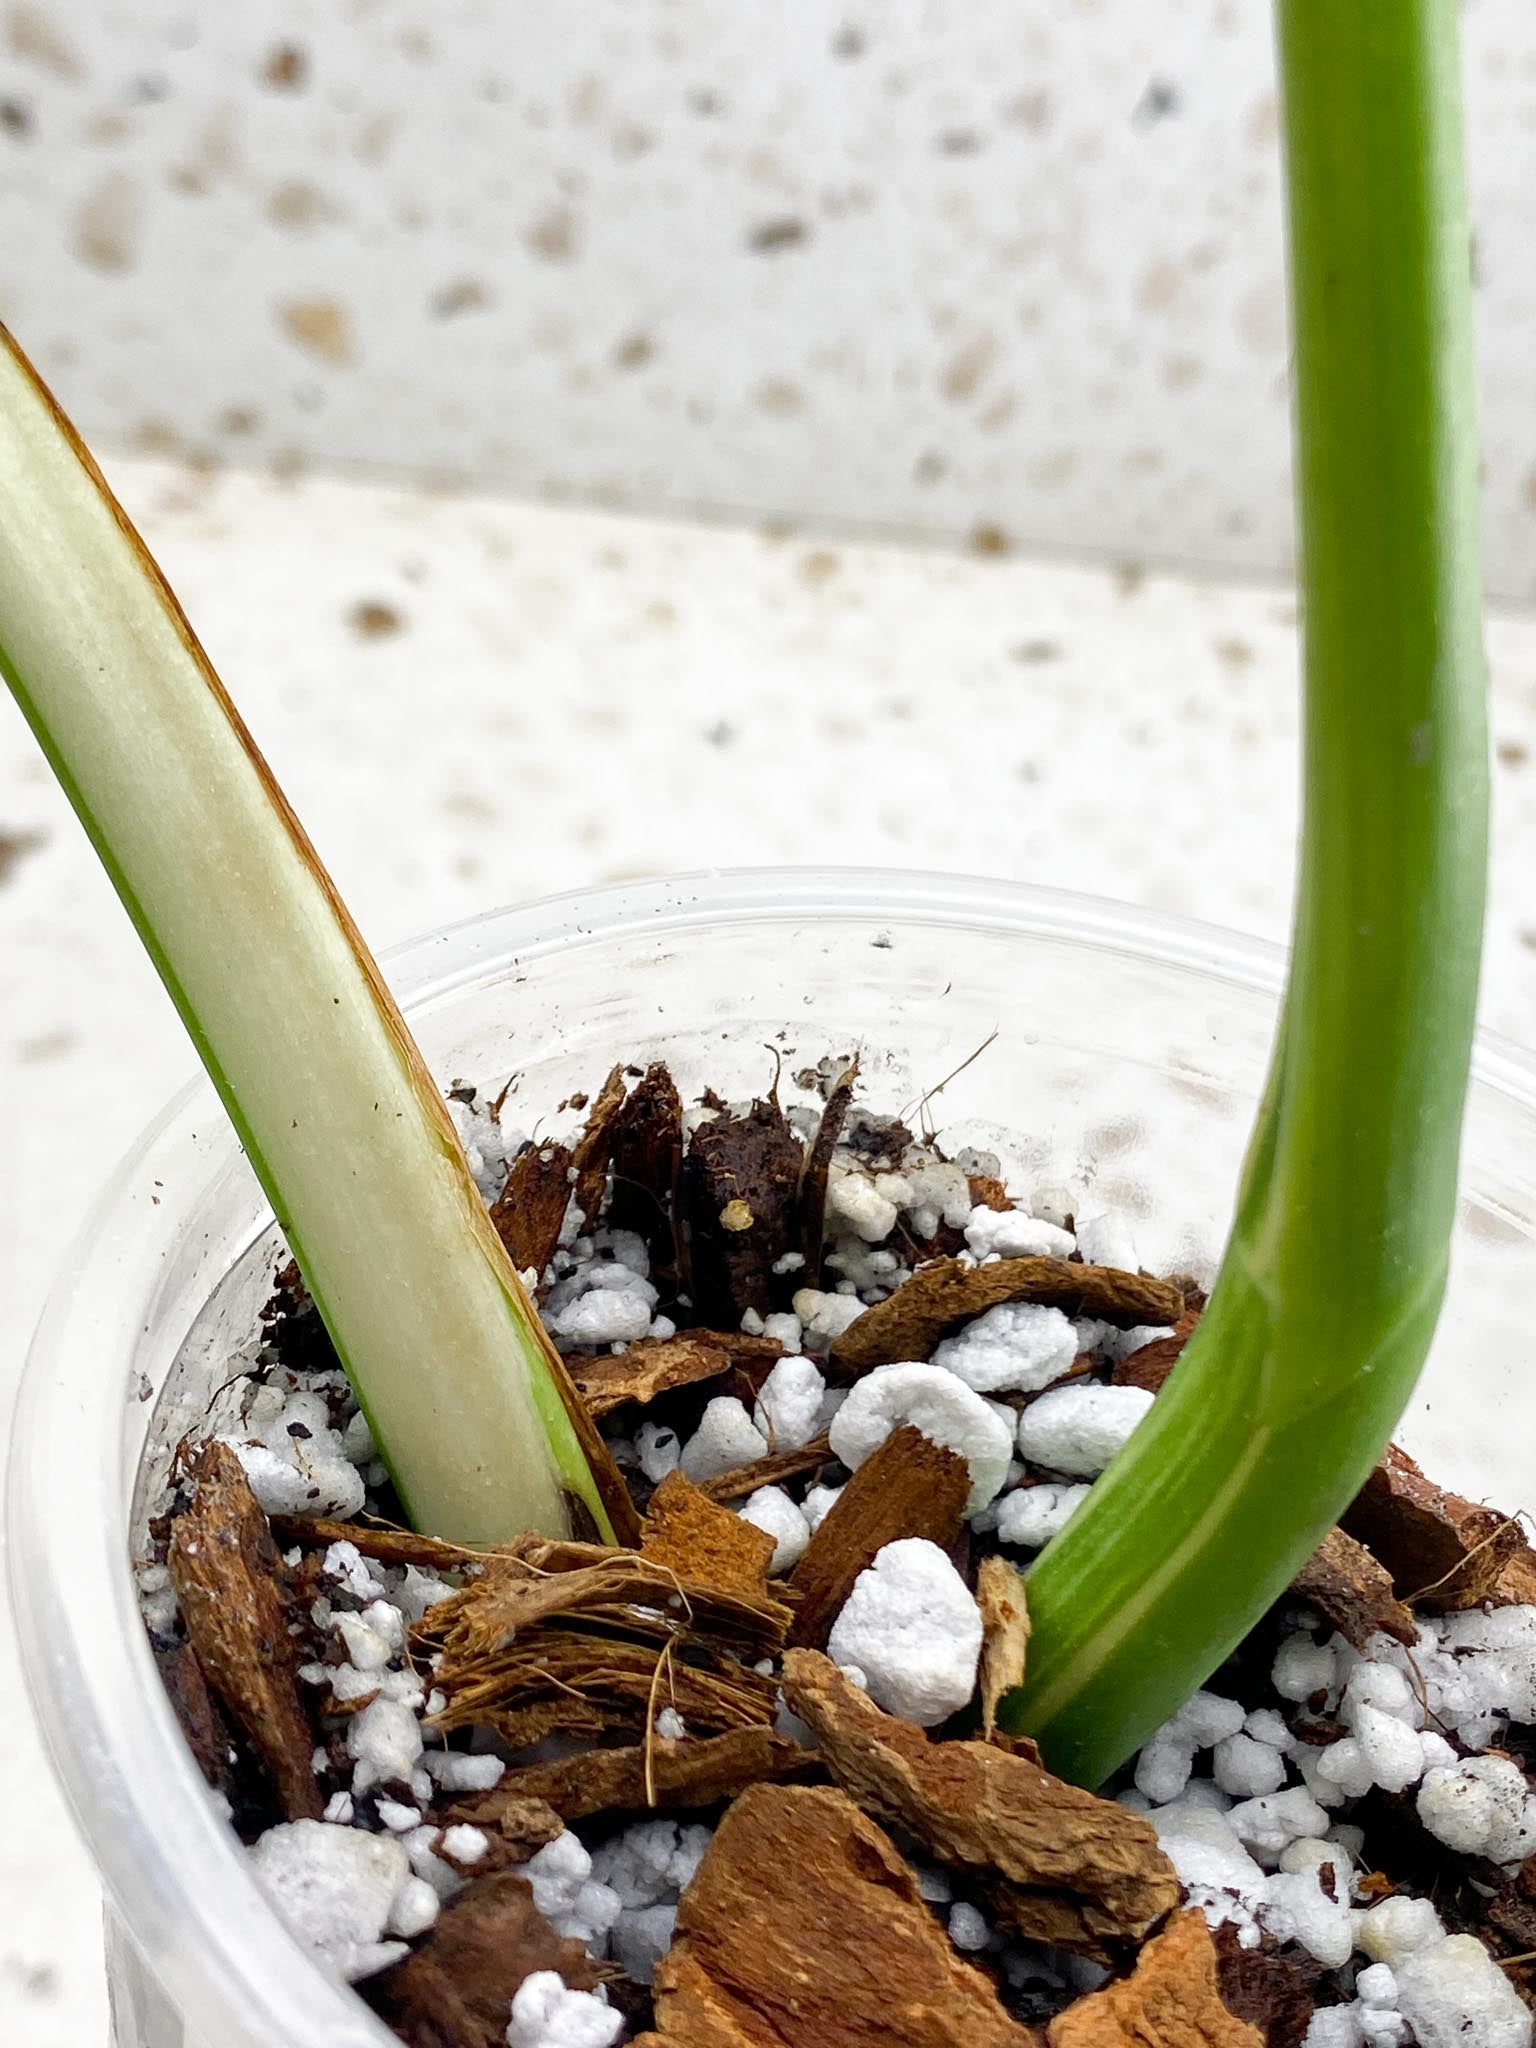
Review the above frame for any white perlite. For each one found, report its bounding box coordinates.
[932,1301,1079,1395]
[1394,1933,1533,2047]
[826,1164,908,1243]
[751,1355,826,1451]
[791,1286,868,1345]
[993,1482,1092,1551]
[590,1820,713,1986]
[678,1397,768,1482]
[1130,1607,1536,2035]
[1016,1383,1154,1478]
[522,1833,622,1951]
[1355,1896,1446,1968]
[1072,1212,1140,1272]
[544,1262,659,1348]
[219,1385,366,1520]
[1417,1755,1536,1866]
[636,1420,682,1484]
[829,1361,1014,1514]
[738,1485,811,1572]
[424,1751,505,1794]
[962,1203,1076,1262]
[1211,1732,1288,1800]
[505,1971,622,2048]
[826,1538,983,1726]
[900,1161,974,1241]
[762,1310,804,1351]
[948,1901,991,1952]
[249,1819,426,1981]
[801,1482,845,1534]
[347,1697,424,1794]
[1149,1804,1360,1968]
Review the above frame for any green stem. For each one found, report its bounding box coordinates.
[1010,1,1488,1784]
[0,327,624,1548]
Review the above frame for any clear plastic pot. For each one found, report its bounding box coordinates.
[11,868,1536,2048]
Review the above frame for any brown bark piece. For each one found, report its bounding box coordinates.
[165,1443,324,1821]
[1047,1910,1261,2046]
[607,1061,686,1280]
[1491,1546,1536,1608]
[978,1554,1032,1739]
[571,1062,628,1227]
[787,1426,968,1648]
[684,1099,806,1324]
[695,1434,835,1503]
[430,1795,564,1860]
[1212,1924,1324,2048]
[641,1470,777,1599]
[1342,1442,1522,1610]
[645,1783,1040,2048]
[451,1726,819,1827]
[831,1257,1184,1373]
[364,1872,602,2048]
[799,1057,858,1285]
[570,1335,740,1419]
[782,1652,1179,1962]
[155,1642,237,1797]
[1291,1526,1417,1650]
[488,1139,573,1280]
[1111,1305,1202,1394]
[269,1514,484,1572]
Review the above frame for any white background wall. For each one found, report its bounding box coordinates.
[4,0,1536,597]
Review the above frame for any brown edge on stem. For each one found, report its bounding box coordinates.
[0,321,630,1546]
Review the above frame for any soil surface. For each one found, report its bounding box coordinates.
[139,1061,1536,2047]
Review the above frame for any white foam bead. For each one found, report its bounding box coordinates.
[826,1539,983,1727]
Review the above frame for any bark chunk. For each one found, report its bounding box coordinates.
[694,1435,834,1503]
[488,1139,574,1281]
[831,1257,1184,1373]
[365,1873,603,2048]
[165,1443,324,1821]
[1111,1304,1202,1395]
[798,1058,858,1284]
[449,1726,819,1828]
[422,1535,791,1750]
[977,1554,1033,1740]
[607,1061,686,1282]
[684,1100,805,1324]
[787,1426,968,1649]
[782,1652,1179,1962]
[1342,1442,1522,1610]
[641,1783,1040,2047]
[641,1469,777,1600]
[1290,1525,1417,1649]
[571,1063,629,1227]
[1046,1910,1261,2045]
[570,1334,766,1420]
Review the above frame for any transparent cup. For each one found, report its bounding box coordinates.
[11,868,1536,2048]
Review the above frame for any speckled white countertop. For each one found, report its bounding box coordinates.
[4,457,1536,2043]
